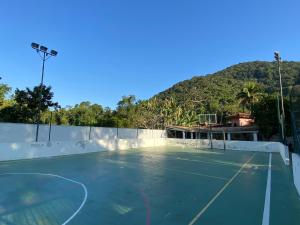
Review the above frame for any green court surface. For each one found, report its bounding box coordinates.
[0,146,300,225]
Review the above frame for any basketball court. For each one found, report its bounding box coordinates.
[0,146,299,225]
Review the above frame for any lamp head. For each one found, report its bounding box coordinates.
[31,42,39,49]
[50,50,58,56]
[274,51,281,61]
[40,46,48,52]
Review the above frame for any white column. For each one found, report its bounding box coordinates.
[227,133,231,141]
[253,132,258,142]
[183,131,186,139]
[191,132,194,139]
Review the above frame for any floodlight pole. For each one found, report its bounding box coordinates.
[210,124,213,149]
[48,110,53,142]
[274,52,286,143]
[41,52,46,84]
[31,43,58,142]
[35,52,46,142]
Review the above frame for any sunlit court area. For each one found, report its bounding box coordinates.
[0,144,300,225]
[1,0,300,225]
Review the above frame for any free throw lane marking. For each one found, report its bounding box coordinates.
[0,172,87,225]
[188,153,256,225]
[262,153,272,225]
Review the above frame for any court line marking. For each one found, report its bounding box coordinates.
[188,153,256,225]
[110,152,273,171]
[127,153,241,167]
[174,157,244,167]
[262,153,272,225]
[175,157,270,169]
[123,151,258,168]
[163,167,229,181]
[102,158,229,181]
[0,172,87,225]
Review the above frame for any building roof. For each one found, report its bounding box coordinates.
[166,125,258,133]
[226,113,253,120]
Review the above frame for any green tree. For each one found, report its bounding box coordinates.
[252,94,291,140]
[0,83,11,106]
[135,98,162,129]
[0,85,59,123]
[53,108,69,125]
[100,107,117,127]
[67,101,104,126]
[17,85,59,111]
[116,95,137,128]
[237,82,262,113]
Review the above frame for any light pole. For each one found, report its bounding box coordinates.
[274,51,286,143]
[31,42,58,142]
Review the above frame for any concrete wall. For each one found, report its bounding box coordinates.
[292,153,300,196]
[0,122,167,143]
[0,138,166,161]
[166,138,290,165]
[0,123,290,165]
[0,123,167,161]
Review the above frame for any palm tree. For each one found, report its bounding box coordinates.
[182,110,198,127]
[174,106,183,125]
[161,97,176,126]
[237,82,261,113]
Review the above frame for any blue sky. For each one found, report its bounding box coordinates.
[0,0,299,108]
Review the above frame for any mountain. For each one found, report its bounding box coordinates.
[153,61,300,115]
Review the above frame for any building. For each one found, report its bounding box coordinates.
[226,113,254,127]
[166,125,259,141]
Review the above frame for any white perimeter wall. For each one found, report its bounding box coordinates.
[0,139,166,161]
[0,123,167,161]
[166,138,290,165]
[292,153,300,196]
[0,123,290,166]
[0,122,166,142]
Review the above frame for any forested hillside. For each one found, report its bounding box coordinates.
[136,61,299,128]
[155,61,300,107]
[1,61,300,133]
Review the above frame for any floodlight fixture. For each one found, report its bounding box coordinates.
[31,42,39,49]
[40,46,48,52]
[50,50,58,56]
[274,51,281,62]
